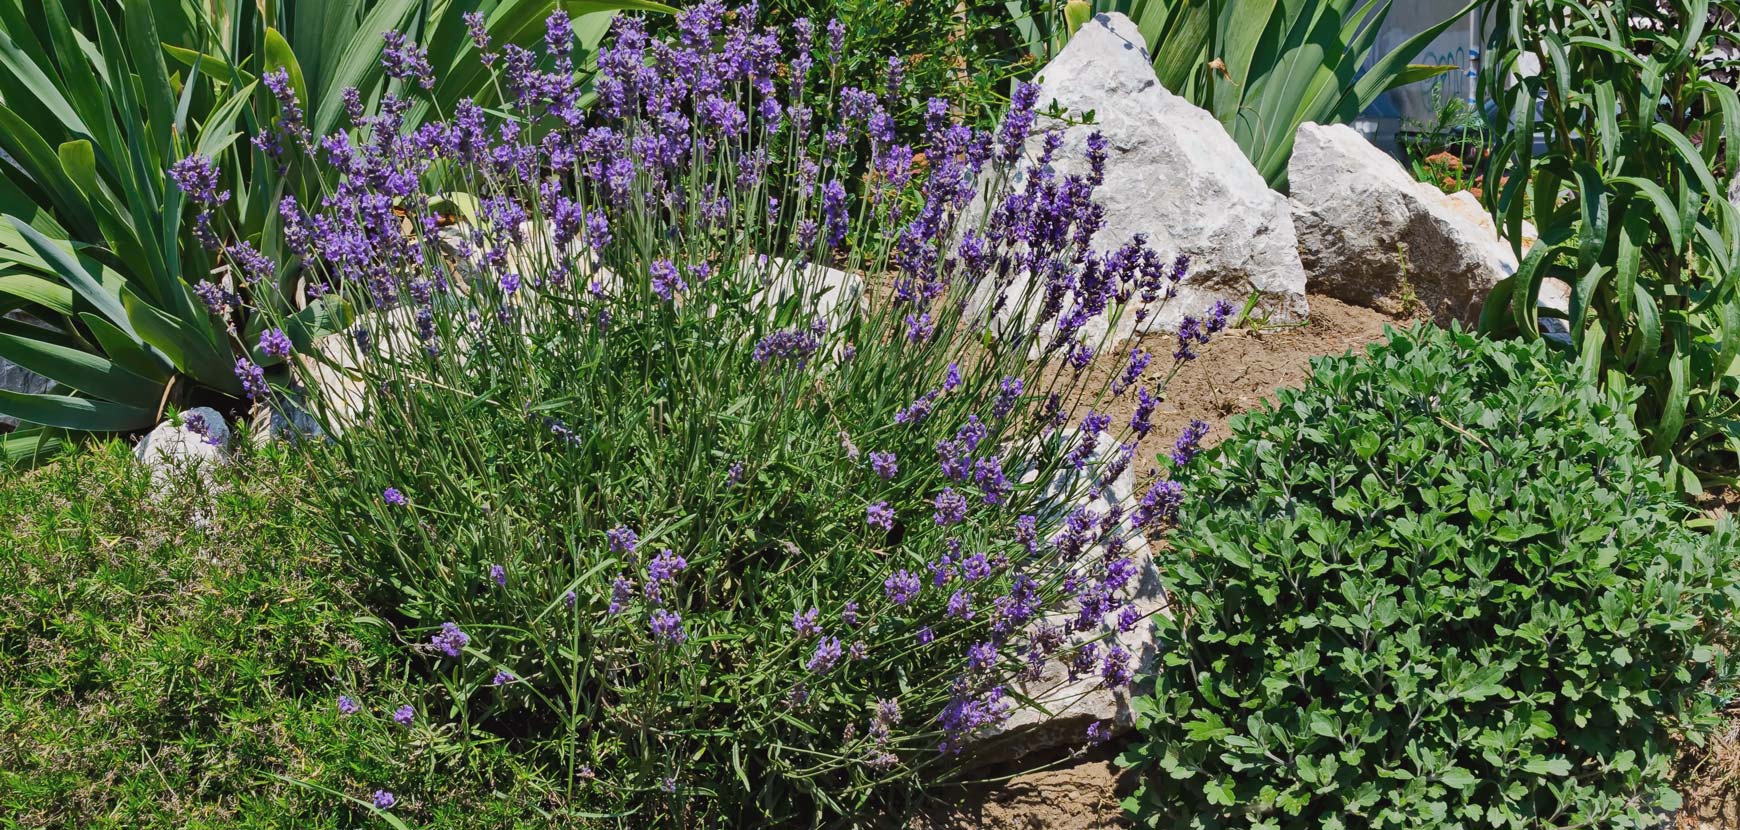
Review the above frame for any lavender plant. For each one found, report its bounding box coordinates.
[260,3,1226,823]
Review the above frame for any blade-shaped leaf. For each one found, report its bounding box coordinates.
[264,27,310,121]
[0,388,155,432]
[121,289,241,394]
[0,274,73,314]
[6,216,133,335]
[310,0,420,136]
[82,312,171,381]
[124,0,176,169]
[0,316,162,405]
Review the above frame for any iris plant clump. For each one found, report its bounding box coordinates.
[257,3,1226,823]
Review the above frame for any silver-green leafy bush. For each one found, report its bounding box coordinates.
[1122,324,1740,829]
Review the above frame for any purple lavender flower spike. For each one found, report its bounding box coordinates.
[647,549,687,584]
[866,501,894,531]
[992,377,1023,419]
[1101,644,1132,687]
[885,570,921,607]
[1131,387,1158,438]
[649,258,686,301]
[1086,720,1111,745]
[806,636,842,672]
[997,82,1041,164]
[650,609,686,644]
[792,607,821,637]
[932,488,968,525]
[169,155,227,205]
[234,359,268,400]
[1113,349,1150,395]
[258,328,292,359]
[966,641,997,671]
[432,622,469,657]
[870,451,898,479]
[608,576,634,615]
[228,242,275,285]
[381,31,434,89]
[947,589,974,620]
[607,525,638,554]
[1171,419,1211,466]
[464,11,492,58]
[1133,479,1185,529]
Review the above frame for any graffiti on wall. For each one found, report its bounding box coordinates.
[1359,17,1481,124]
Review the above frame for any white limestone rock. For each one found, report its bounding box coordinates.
[0,313,60,428]
[970,12,1309,351]
[1290,122,1520,326]
[972,429,1166,764]
[742,254,866,329]
[135,406,231,477]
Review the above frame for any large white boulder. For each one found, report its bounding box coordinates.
[1290,122,1520,326]
[973,429,1165,763]
[972,12,1308,349]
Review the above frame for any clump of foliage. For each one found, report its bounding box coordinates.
[1121,325,1740,828]
[0,441,552,829]
[1409,151,1480,197]
[0,0,664,464]
[1478,0,1740,491]
[261,2,1225,824]
[1401,84,1490,196]
[747,0,1034,136]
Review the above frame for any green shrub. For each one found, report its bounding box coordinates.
[1477,0,1740,490]
[0,443,549,829]
[740,0,1029,135]
[1121,325,1740,828]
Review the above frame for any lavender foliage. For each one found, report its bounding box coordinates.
[275,5,1232,822]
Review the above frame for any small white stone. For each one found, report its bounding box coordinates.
[743,254,866,328]
[135,406,232,476]
[972,429,1166,764]
[0,312,59,428]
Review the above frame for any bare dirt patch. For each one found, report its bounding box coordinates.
[915,748,1136,830]
[1126,295,1403,454]
[1680,708,1740,830]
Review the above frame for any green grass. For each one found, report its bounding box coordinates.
[0,441,559,829]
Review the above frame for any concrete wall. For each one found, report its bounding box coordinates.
[1354,0,1487,157]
